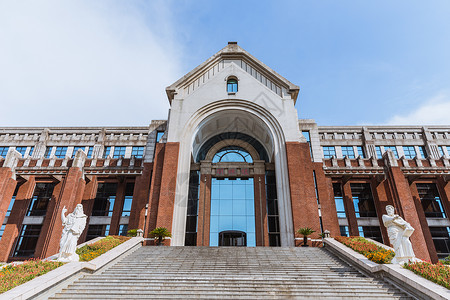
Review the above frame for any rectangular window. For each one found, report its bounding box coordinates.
[266,171,280,246]
[29,146,34,157]
[119,224,128,236]
[322,146,336,159]
[54,146,67,158]
[185,171,200,246]
[86,224,110,242]
[0,224,5,239]
[156,131,164,143]
[358,226,383,243]
[447,146,450,157]
[417,183,446,218]
[356,146,365,158]
[45,146,53,158]
[27,183,55,216]
[15,147,27,156]
[403,146,416,159]
[418,146,427,159]
[103,146,111,158]
[351,183,377,218]
[341,146,355,158]
[0,147,9,157]
[384,146,398,158]
[131,146,144,158]
[375,146,383,158]
[13,225,42,257]
[92,183,117,216]
[339,226,349,237]
[439,146,445,157]
[113,146,126,158]
[333,183,346,218]
[87,146,93,158]
[122,183,134,217]
[72,146,85,158]
[429,227,450,259]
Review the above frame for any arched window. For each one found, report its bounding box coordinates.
[213,146,253,163]
[227,78,238,93]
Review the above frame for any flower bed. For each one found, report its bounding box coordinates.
[76,235,130,261]
[404,261,450,290]
[0,260,63,293]
[335,236,394,264]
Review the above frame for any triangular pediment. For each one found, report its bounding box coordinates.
[166,42,300,104]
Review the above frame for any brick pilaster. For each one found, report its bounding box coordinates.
[34,167,86,258]
[110,180,126,235]
[0,176,35,262]
[342,182,359,236]
[155,142,179,245]
[385,165,431,261]
[285,142,321,245]
[254,174,268,246]
[197,174,211,246]
[0,168,18,228]
[79,176,98,243]
[371,179,393,245]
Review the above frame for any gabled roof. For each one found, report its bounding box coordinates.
[166,42,300,103]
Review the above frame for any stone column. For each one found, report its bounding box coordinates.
[155,142,180,245]
[285,142,321,245]
[383,151,431,261]
[0,176,36,262]
[197,173,211,246]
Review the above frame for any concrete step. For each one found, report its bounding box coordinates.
[49,246,414,299]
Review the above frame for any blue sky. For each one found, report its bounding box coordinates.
[1,0,449,126]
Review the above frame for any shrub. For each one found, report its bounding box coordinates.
[404,261,450,290]
[149,227,171,245]
[127,229,138,237]
[335,236,394,264]
[440,255,450,265]
[76,235,130,261]
[0,260,63,293]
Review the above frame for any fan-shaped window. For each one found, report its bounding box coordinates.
[213,146,253,163]
[227,78,238,93]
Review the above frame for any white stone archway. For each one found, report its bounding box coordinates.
[170,99,295,247]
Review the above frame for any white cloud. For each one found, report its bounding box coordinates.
[0,0,182,126]
[386,92,450,125]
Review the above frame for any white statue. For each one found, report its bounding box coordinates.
[382,205,418,264]
[57,204,87,262]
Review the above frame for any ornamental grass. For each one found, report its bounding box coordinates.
[335,236,394,264]
[0,260,63,293]
[404,261,450,290]
[76,235,130,261]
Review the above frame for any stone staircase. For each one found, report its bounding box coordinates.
[50,246,414,299]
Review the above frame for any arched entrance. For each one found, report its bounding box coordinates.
[170,102,295,247]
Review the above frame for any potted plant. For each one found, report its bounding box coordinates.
[149,227,171,246]
[297,227,315,247]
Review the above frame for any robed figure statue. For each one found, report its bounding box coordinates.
[57,204,87,262]
[382,205,418,264]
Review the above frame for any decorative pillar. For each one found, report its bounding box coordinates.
[109,180,126,235]
[253,173,268,247]
[314,167,340,237]
[0,176,36,262]
[371,178,393,245]
[79,176,98,243]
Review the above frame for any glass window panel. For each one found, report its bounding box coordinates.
[113,146,126,158]
[44,146,53,158]
[131,146,144,158]
[340,226,349,237]
[375,146,383,158]
[28,146,34,157]
[27,183,55,216]
[356,146,365,158]
[227,79,238,93]
[92,183,117,216]
[55,147,67,158]
[103,146,111,158]
[403,146,416,159]
[13,225,42,257]
[417,183,446,218]
[213,146,253,163]
[341,146,355,158]
[322,146,336,159]
[119,224,128,236]
[351,183,376,218]
[384,146,398,158]
[210,216,219,232]
[418,146,427,158]
[233,185,246,199]
[72,146,85,158]
[87,146,93,158]
[0,147,9,157]
[156,132,164,142]
[233,200,246,215]
[438,146,445,157]
[15,147,27,156]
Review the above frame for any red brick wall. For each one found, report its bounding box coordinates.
[0,168,17,229]
[285,142,321,245]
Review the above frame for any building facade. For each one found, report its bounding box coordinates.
[0,42,449,263]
